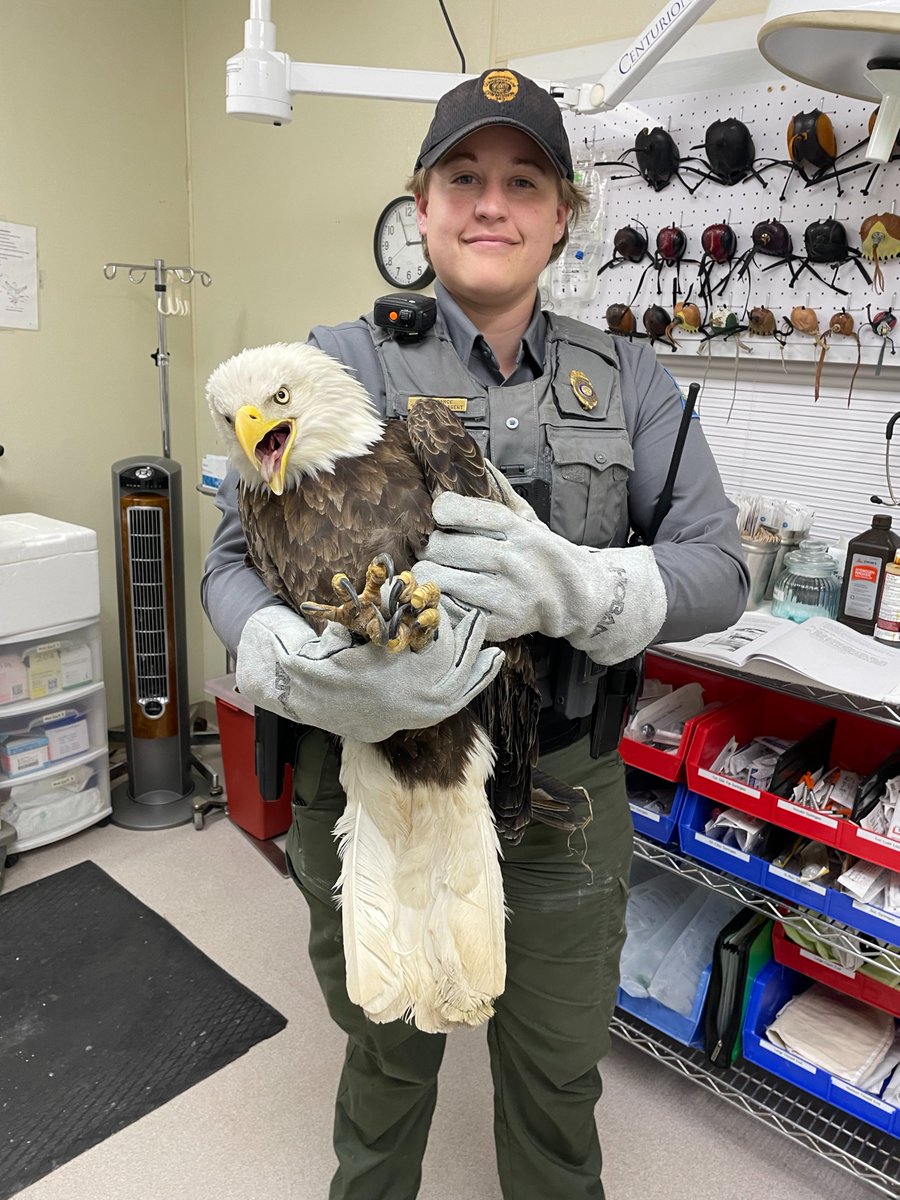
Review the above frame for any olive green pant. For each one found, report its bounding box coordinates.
[285,730,633,1200]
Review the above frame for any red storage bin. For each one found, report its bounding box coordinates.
[772,922,900,1019]
[686,691,900,866]
[205,674,293,840]
[619,652,745,782]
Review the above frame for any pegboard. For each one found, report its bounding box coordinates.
[547,78,900,546]
[553,78,899,370]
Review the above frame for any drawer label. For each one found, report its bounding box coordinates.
[767,866,826,896]
[851,900,900,928]
[695,833,749,862]
[832,1079,895,1113]
[776,800,837,829]
[856,829,900,853]
[798,948,857,979]
[762,1043,817,1073]
[629,804,661,822]
[697,768,760,799]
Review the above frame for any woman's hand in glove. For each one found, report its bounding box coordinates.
[415,493,668,664]
[235,596,504,742]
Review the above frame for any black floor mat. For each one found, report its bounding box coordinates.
[0,860,287,1198]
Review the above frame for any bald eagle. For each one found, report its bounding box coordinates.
[206,341,550,1034]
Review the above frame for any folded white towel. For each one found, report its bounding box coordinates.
[766,985,896,1086]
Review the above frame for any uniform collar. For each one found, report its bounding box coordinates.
[434,281,546,382]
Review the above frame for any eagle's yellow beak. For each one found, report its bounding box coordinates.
[234,406,297,496]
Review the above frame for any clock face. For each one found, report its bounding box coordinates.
[373,195,435,291]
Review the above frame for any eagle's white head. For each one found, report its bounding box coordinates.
[205,342,384,495]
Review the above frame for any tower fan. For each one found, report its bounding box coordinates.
[112,457,194,826]
[105,257,219,829]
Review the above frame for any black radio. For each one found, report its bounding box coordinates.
[373,293,437,338]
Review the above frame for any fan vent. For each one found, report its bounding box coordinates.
[126,505,169,706]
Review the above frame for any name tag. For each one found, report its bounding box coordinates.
[407,395,469,413]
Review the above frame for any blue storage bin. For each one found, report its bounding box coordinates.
[677,790,767,888]
[761,861,831,919]
[627,772,686,845]
[678,792,835,921]
[828,889,900,951]
[616,961,712,1048]
[743,961,900,1137]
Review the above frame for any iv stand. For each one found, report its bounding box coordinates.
[103,257,226,833]
[103,259,212,458]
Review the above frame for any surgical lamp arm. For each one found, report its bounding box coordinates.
[225,0,718,123]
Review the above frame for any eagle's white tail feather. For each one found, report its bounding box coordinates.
[335,730,507,1034]
[335,740,412,1020]
[421,727,506,1027]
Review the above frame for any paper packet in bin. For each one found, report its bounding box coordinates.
[625,682,705,750]
[704,806,767,854]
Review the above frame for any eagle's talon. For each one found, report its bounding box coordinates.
[368,606,391,646]
[332,573,361,611]
[388,577,406,614]
[388,603,411,640]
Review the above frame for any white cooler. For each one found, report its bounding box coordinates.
[0,514,100,638]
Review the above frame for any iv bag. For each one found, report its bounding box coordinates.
[550,138,607,313]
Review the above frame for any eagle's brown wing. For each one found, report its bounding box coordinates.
[239,422,430,622]
[406,398,540,844]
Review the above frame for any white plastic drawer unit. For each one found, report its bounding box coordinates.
[0,756,111,852]
[0,686,108,783]
[0,513,100,639]
[0,622,102,711]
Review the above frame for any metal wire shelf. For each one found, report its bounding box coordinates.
[610,1012,900,1198]
[651,648,900,729]
[632,833,900,981]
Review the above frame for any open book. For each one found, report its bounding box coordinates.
[658,614,900,705]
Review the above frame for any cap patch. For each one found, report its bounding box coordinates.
[482,70,519,103]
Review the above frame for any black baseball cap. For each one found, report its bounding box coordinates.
[415,69,574,182]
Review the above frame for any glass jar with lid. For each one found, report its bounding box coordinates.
[771,539,841,623]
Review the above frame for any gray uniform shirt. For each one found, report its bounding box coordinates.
[202,283,749,656]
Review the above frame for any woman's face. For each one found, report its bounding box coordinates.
[416,125,568,314]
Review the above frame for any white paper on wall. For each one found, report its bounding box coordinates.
[0,221,39,331]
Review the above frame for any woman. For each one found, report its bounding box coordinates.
[203,68,748,1200]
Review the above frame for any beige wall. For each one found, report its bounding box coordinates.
[2,0,770,709]
[0,0,199,726]
[495,0,768,61]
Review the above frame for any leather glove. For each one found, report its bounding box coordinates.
[235,596,504,742]
[416,493,669,665]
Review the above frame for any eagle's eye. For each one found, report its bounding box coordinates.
[273,387,291,405]
[222,413,233,425]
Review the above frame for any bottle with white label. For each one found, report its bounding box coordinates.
[874,550,900,647]
[837,514,900,636]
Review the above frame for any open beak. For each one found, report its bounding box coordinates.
[234,406,297,496]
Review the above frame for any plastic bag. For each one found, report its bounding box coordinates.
[647,891,742,1017]
[619,875,705,998]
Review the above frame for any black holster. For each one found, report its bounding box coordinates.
[589,654,645,758]
[254,708,304,801]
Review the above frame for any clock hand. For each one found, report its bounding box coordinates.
[396,209,423,247]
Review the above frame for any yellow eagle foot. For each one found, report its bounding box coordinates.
[300,555,396,645]
[384,570,441,653]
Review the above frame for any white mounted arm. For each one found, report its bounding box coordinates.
[224,0,714,124]
[225,0,900,164]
